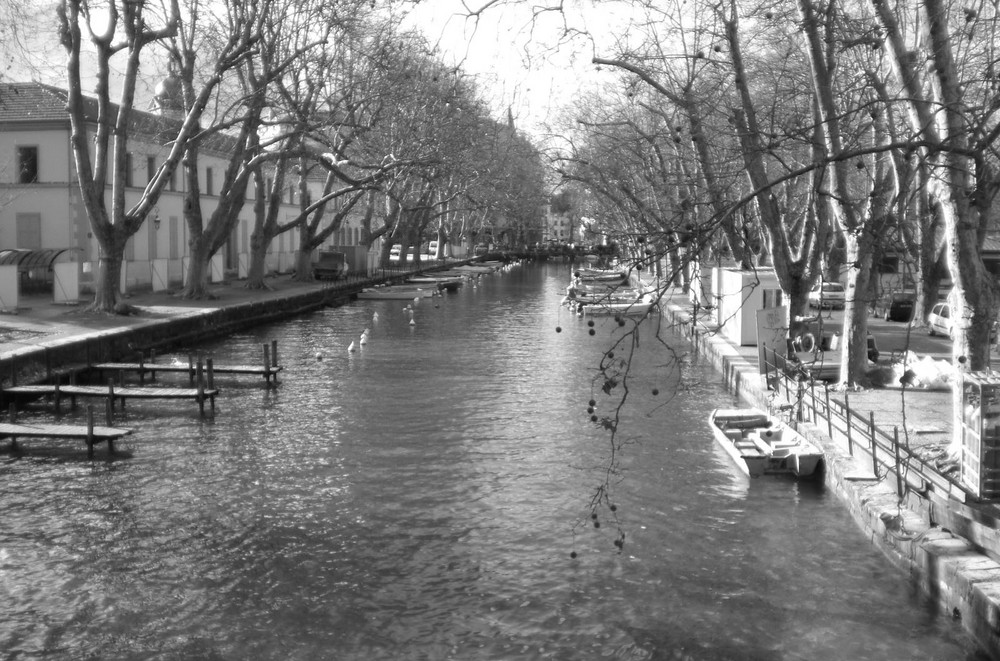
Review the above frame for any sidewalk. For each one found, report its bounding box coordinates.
[0,275,339,359]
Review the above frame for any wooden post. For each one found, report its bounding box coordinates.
[197,365,206,417]
[107,380,116,412]
[188,355,195,385]
[44,348,51,381]
[138,351,146,385]
[8,403,18,452]
[53,383,61,413]
[150,350,157,382]
[262,344,271,383]
[86,406,95,459]
[271,340,279,368]
[105,396,113,426]
[869,411,880,479]
[206,358,215,391]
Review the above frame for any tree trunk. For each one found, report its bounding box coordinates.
[91,245,125,311]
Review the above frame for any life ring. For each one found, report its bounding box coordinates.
[798,332,816,353]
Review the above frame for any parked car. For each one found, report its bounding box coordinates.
[927,301,999,340]
[927,301,953,338]
[312,250,349,280]
[389,244,403,262]
[808,282,846,309]
[877,290,917,322]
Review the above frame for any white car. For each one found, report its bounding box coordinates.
[927,302,953,338]
[808,282,846,309]
[927,301,998,340]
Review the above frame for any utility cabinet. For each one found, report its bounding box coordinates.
[712,268,782,346]
[959,373,1000,499]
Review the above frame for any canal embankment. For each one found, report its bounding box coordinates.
[659,295,1000,658]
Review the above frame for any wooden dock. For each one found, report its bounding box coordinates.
[2,382,219,416]
[90,341,283,385]
[0,407,132,457]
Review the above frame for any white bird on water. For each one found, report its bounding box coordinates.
[359,333,368,345]
[348,340,357,352]
[372,312,379,323]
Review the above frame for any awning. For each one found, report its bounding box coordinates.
[0,248,79,269]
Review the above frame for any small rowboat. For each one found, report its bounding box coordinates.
[407,276,465,291]
[577,294,656,317]
[574,268,628,284]
[708,408,824,478]
[356,286,436,300]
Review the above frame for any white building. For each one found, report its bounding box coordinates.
[0,81,366,297]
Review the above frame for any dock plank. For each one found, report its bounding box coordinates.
[91,361,282,379]
[0,422,132,440]
[3,384,219,400]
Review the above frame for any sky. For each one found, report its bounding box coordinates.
[1,0,636,137]
[402,1,634,136]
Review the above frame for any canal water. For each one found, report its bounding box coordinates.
[0,263,987,660]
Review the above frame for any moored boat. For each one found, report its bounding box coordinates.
[578,293,656,316]
[574,268,628,284]
[708,408,824,478]
[356,286,437,300]
[407,275,465,291]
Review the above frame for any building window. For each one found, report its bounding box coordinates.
[124,153,134,187]
[206,167,214,195]
[147,156,156,185]
[17,146,38,183]
[168,167,176,192]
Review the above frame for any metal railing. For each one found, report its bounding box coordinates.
[760,346,971,502]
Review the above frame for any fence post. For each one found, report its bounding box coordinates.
[824,385,832,438]
[869,411,880,479]
[844,390,854,456]
[893,426,903,497]
[796,381,804,422]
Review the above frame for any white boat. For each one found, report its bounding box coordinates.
[574,268,628,284]
[578,294,656,316]
[356,286,436,300]
[406,276,465,291]
[708,408,824,478]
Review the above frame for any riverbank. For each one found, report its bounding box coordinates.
[658,292,1000,658]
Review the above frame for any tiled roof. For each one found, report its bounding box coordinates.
[0,82,74,121]
[0,81,236,153]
